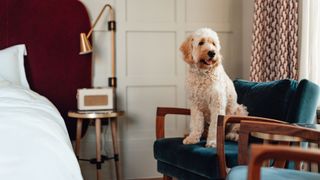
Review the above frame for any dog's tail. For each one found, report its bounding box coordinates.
[234,104,248,116]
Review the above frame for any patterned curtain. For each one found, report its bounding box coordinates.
[250,0,299,82]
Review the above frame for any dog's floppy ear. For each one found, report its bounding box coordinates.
[180,35,194,64]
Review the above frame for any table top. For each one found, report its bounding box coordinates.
[251,123,320,142]
[68,110,124,119]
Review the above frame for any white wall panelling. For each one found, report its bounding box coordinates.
[125,86,178,137]
[92,31,112,86]
[186,0,232,23]
[126,0,176,23]
[118,0,187,177]
[80,0,244,179]
[242,0,255,80]
[126,32,177,77]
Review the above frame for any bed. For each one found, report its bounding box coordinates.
[0,0,92,179]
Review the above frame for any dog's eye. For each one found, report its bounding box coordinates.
[198,42,204,46]
[212,42,216,46]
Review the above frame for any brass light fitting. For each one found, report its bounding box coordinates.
[80,33,92,54]
[79,4,115,55]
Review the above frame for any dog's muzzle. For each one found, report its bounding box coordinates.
[200,51,216,65]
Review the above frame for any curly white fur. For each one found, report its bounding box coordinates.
[180,28,248,147]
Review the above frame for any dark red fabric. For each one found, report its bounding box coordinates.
[0,0,92,140]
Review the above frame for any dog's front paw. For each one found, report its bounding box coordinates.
[206,140,216,148]
[183,135,200,145]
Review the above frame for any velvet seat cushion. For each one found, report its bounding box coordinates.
[227,165,320,180]
[234,79,298,122]
[154,138,238,179]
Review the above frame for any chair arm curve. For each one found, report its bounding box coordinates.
[238,120,320,166]
[248,144,320,180]
[217,115,286,127]
[156,107,190,139]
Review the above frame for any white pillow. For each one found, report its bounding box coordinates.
[0,74,6,83]
[0,74,10,86]
[0,44,30,89]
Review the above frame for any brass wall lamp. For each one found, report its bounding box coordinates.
[79,4,118,109]
[80,4,115,55]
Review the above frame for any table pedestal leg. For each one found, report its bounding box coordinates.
[75,118,83,159]
[111,118,121,180]
[95,119,102,180]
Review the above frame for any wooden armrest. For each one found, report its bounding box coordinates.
[156,107,190,139]
[248,144,320,180]
[239,120,320,142]
[216,115,286,178]
[217,115,286,127]
[237,120,320,165]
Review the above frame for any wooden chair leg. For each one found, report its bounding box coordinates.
[163,175,173,180]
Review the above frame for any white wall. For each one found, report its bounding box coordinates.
[79,0,247,179]
[242,0,255,80]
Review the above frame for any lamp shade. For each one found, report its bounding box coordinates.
[80,33,92,54]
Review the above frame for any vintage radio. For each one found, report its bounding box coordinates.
[77,88,114,110]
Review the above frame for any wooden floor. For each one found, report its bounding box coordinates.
[130,178,177,180]
[130,178,162,180]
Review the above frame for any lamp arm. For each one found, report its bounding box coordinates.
[86,4,115,38]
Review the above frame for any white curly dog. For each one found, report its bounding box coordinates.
[180,28,248,147]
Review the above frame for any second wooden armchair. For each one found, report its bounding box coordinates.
[227,121,320,180]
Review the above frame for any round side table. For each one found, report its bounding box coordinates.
[68,110,124,180]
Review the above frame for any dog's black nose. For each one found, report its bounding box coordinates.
[208,51,215,58]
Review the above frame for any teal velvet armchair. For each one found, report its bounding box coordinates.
[153,79,319,180]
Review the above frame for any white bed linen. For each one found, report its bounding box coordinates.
[0,82,83,180]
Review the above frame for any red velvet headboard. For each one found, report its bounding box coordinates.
[0,0,92,140]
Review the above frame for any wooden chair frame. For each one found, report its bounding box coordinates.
[238,121,320,180]
[155,107,287,179]
[248,144,320,180]
[238,121,320,165]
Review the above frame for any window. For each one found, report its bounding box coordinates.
[299,0,320,86]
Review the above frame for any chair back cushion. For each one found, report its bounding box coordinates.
[286,79,320,124]
[234,79,297,122]
[234,79,319,124]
